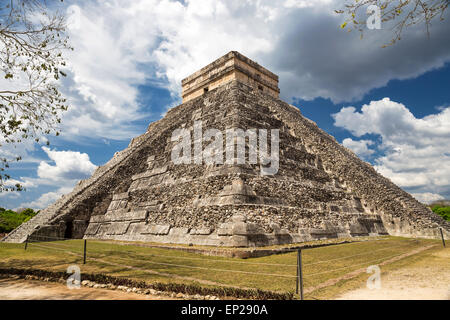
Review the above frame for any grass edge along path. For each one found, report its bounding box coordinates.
[29,242,271,290]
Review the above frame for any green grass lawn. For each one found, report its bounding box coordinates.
[0,236,444,299]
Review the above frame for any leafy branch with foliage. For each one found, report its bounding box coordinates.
[336,0,449,46]
[0,0,70,191]
[0,207,39,233]
[431,205,450,221]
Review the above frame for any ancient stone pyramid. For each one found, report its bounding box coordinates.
[3,51,449,246]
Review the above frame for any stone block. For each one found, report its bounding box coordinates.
[89,215,106,223]
[85,223,100,235]
[190,228,213,235]
[320,221,345,233]
[106,222,130,235]
[231,235,248,247]
[137,201,158,207]
[217,223,233,236]
[140,224,171,235]
[170,227,190,235]
[352,198,364,212]
[96,224,111,235]
[112,192,129,201]
[270,223,280,233]
[232,222,248,235]
[106,210,147,222]
[131,166,168,181]
[232,221,263,235]
[348,221,369,235]
[107,201,119,211]
[126,222,145,235]
[231,214,246,223]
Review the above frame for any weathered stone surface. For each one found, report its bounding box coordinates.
[131,166,168,181]
[217,223,234,236]
[140,224,171,235]
[190,228,213,235]
[170,227,190,235]
[3,52,449,246]
[106,222,130,235]
[106,210,148,222]
[85,223,100,235]
[112,192,129,201]
[89,215,106,223]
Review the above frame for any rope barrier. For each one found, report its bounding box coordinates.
[28,234,75,241]
[110,255,298,279]
[27,237,423,269]
[134,252,298,267]
[29,242,297,279]
[24,237,428,287]
[30,243,82,259]
[302,241,420,266]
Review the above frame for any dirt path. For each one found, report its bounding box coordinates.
[335,248,450,300]
[305,244,436,295]
[0,278,176,300]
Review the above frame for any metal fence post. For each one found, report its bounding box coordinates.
[440,228,446,248]
[296,252,299,294]
[297,249,304,300]
[83,239,87,264]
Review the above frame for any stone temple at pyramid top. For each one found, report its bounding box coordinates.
[181,51,280,103]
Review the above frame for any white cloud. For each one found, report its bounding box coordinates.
[0,137,37,163]
[132,0,450,103]
[5,0,450,141]
[342,138,375,158]
[2,146,96,198]
[333,99,450,198]
[59,1,160,141]
[4,178,36,189]
[60,0,450,137]
[11,147,97,209]
[19,186,73,210]
[411,192,444,204]
[284,0,333,9]
[0,191,20,199]
[37,147,97,183]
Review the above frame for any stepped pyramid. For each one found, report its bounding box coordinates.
[3,51,449,246]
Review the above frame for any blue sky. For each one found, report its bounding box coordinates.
[1,0,449,209]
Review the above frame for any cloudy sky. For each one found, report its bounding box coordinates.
[1,0,449,209]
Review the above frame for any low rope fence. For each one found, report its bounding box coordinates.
[1,235,439,300]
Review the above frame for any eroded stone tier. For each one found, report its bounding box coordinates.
[3,80,449,246]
